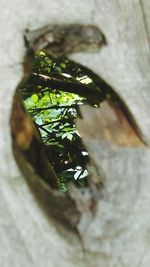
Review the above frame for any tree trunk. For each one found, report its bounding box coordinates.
[1,1,150,266]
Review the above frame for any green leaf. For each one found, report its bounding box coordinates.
[31,94,38,104]
[66,133,73,141]
[60,63,66,69]
[61,133,68,139]
[35,116,43,125]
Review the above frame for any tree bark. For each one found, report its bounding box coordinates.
[1,1,150,267]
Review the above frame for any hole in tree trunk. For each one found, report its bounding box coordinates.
[9,24,145,231]
[11,51,107,192]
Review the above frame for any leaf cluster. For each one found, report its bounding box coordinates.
[21,51,105,191]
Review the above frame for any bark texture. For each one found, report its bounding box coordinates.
[0,1,150,267]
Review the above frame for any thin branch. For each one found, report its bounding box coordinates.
[27,72,103,101]
[40,118,73,127]
[28,103,80,113]
[36,124,51,135]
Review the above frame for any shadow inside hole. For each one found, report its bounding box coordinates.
[11,51,108,192]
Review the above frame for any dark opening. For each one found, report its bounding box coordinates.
[11,47,144,197]
[11,51,108,192]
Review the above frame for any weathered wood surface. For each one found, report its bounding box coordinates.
[0,1,150,267]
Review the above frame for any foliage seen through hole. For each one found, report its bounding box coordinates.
[21,51,106,192]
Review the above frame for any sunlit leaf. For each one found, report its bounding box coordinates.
[31,94,38,104]
[66,133,73,141]
[35,116,43,125]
